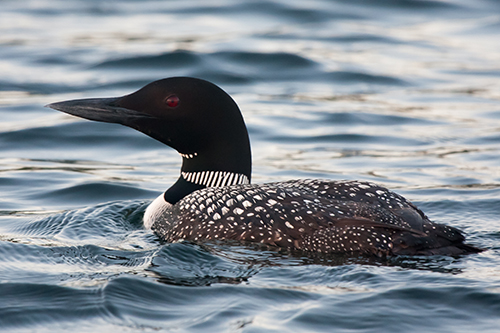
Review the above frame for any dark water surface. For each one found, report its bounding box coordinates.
[1,0,500,332]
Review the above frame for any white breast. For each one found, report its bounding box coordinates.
[144,193,172,229]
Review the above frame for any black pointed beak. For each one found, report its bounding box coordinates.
[46,97,154,125]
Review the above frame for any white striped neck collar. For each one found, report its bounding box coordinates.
[179,152,198,159]
[181,170,249,188]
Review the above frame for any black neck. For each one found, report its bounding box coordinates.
[164,177,206,204]
[164,142,252,204]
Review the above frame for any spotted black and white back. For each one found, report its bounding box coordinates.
[151,179,468,256]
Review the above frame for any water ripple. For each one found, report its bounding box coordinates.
[1,0,500,331]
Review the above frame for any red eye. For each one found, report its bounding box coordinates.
[165,95,179,108]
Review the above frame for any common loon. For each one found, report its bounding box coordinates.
[47,77,482,256]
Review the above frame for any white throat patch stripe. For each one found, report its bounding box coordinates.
[182,171,249,187]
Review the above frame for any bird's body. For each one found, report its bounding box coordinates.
[48,77,482,256]
[145,179,477,256]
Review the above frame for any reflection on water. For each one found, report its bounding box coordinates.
[1,0,500,332]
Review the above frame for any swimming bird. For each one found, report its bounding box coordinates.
[47,77,482,256]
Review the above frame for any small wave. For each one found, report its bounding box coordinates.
[91,50,408,86]
[93,50,202,69]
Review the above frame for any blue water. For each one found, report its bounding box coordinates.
[1,0,500,331]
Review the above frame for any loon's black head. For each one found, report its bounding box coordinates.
[47,77,252,203]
